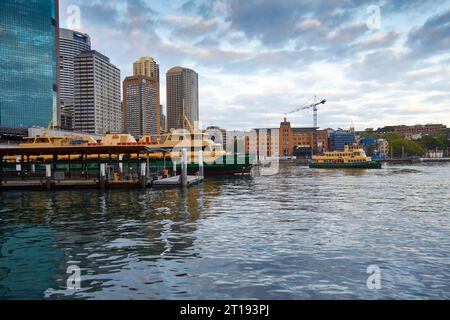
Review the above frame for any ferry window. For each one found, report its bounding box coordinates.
[153,135,167,143]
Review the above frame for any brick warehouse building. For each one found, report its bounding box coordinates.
[247,118,329,158]
[393,124,446,138]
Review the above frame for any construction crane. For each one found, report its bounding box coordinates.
[285,96,327,156]
[286,96,327,129]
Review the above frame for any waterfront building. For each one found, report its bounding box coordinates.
[393,124,446,138]
[59,28,91,130]
[250,119,328,158]
[280,118,328,157]
[73,50,121,135]
[0,0,60,130]
[123,76,159,137]
[166,67,199,130]
[377,139,389,157]
[329,129,356,151]
[360,137,377,154]
[123,57,160,137]
[249,128,280,159]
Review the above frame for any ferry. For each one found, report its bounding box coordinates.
[19,133,97,148]
[2,122,253,176]
[309,144,382,169]
[3,129,98,162]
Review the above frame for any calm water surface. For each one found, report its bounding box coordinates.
[1,162,449,300]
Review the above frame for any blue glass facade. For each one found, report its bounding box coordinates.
[361,137,377,152]
[329,130,356,151]
[0,0,58,129]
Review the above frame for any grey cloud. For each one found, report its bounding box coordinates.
[224,48,319,73]
[348,49,412,82]
[407,9,450,59]
[349,31,400,53]
[162,17,220,41]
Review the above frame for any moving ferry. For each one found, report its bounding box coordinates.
[309,144,382,169]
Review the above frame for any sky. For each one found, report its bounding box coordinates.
[59,0,450,131]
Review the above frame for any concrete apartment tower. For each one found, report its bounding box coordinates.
[123,57,160,137]
[59,28,91,130]
[166,67,199,131]
[73,50,122,135]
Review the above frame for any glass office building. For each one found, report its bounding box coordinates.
[0,0,59,129]
[329,130,356,151]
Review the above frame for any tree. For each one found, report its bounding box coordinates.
[384,133,425,157]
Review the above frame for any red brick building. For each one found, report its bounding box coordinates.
[394,124,446,138]
[248,118,328,158]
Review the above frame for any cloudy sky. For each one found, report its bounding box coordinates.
[59,0,450,131]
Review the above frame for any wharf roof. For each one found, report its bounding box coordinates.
[0,145,173,157]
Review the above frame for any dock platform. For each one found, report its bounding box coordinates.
[0,179,145,191]
[152,175,202,188]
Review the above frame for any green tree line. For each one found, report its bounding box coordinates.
[360,129,450,158]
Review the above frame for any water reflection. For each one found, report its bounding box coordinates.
[0,162,450,299]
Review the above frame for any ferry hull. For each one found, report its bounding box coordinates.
[157,157,253,177]
[309,161,382,169]
[187,164,252,176]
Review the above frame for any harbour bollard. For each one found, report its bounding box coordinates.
[100,163,106,190]
[45,164,52,191]
[199,150,204,180]
[181,149,188,187]
[140,162,147,188]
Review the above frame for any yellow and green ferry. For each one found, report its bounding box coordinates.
[309,144,382,169]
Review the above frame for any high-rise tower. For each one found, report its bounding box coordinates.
[0,0,60,129]
[123,57,160,137]
[73,50,121,135]
[166,67,199,131]
[59,28,91,129]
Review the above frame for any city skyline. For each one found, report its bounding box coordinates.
[58,0,450,131]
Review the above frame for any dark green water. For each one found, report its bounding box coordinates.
[1,162,449,299]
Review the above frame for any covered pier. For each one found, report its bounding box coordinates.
[0,145,203,191]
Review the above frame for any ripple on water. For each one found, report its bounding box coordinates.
[0,163,450,299]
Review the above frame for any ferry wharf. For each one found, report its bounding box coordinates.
[0,146,203,191]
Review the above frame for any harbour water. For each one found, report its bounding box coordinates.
[1,162,449,300]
